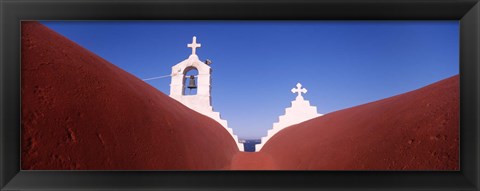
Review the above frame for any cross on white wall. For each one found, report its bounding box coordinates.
[291,83,307,99]
[187,36,201,55]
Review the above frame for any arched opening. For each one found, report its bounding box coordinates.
[183,66,199,95]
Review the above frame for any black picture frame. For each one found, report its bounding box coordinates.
[1,0,479,190]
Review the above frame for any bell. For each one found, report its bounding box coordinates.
[187,75,197,89]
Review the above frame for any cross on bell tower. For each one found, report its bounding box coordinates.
[291,83,307,100]
[187,36,201,56]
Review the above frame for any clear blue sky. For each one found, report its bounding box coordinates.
[41,21,459,139]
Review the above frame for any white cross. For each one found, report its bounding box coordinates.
[187,36,201,55]
[291,83,307,99]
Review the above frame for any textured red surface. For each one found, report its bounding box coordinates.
[230,152,278,170]
[260,75,459,170]
[21,21,459,170]
[21,21,240,170]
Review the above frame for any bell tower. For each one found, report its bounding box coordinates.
[169,36,212,111]
[169,36,244,151]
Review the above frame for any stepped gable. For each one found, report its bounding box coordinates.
[256,83,321,151]
[261,75,459,170]
[21,21,240,170]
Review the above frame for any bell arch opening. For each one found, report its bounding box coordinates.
[183,66,199,95]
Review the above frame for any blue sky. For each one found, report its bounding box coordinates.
[41,21,459,139]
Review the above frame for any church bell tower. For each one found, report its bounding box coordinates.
[169,36,244,151]
[169,36,213,112]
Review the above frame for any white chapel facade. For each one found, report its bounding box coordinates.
[169,36,244,151]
